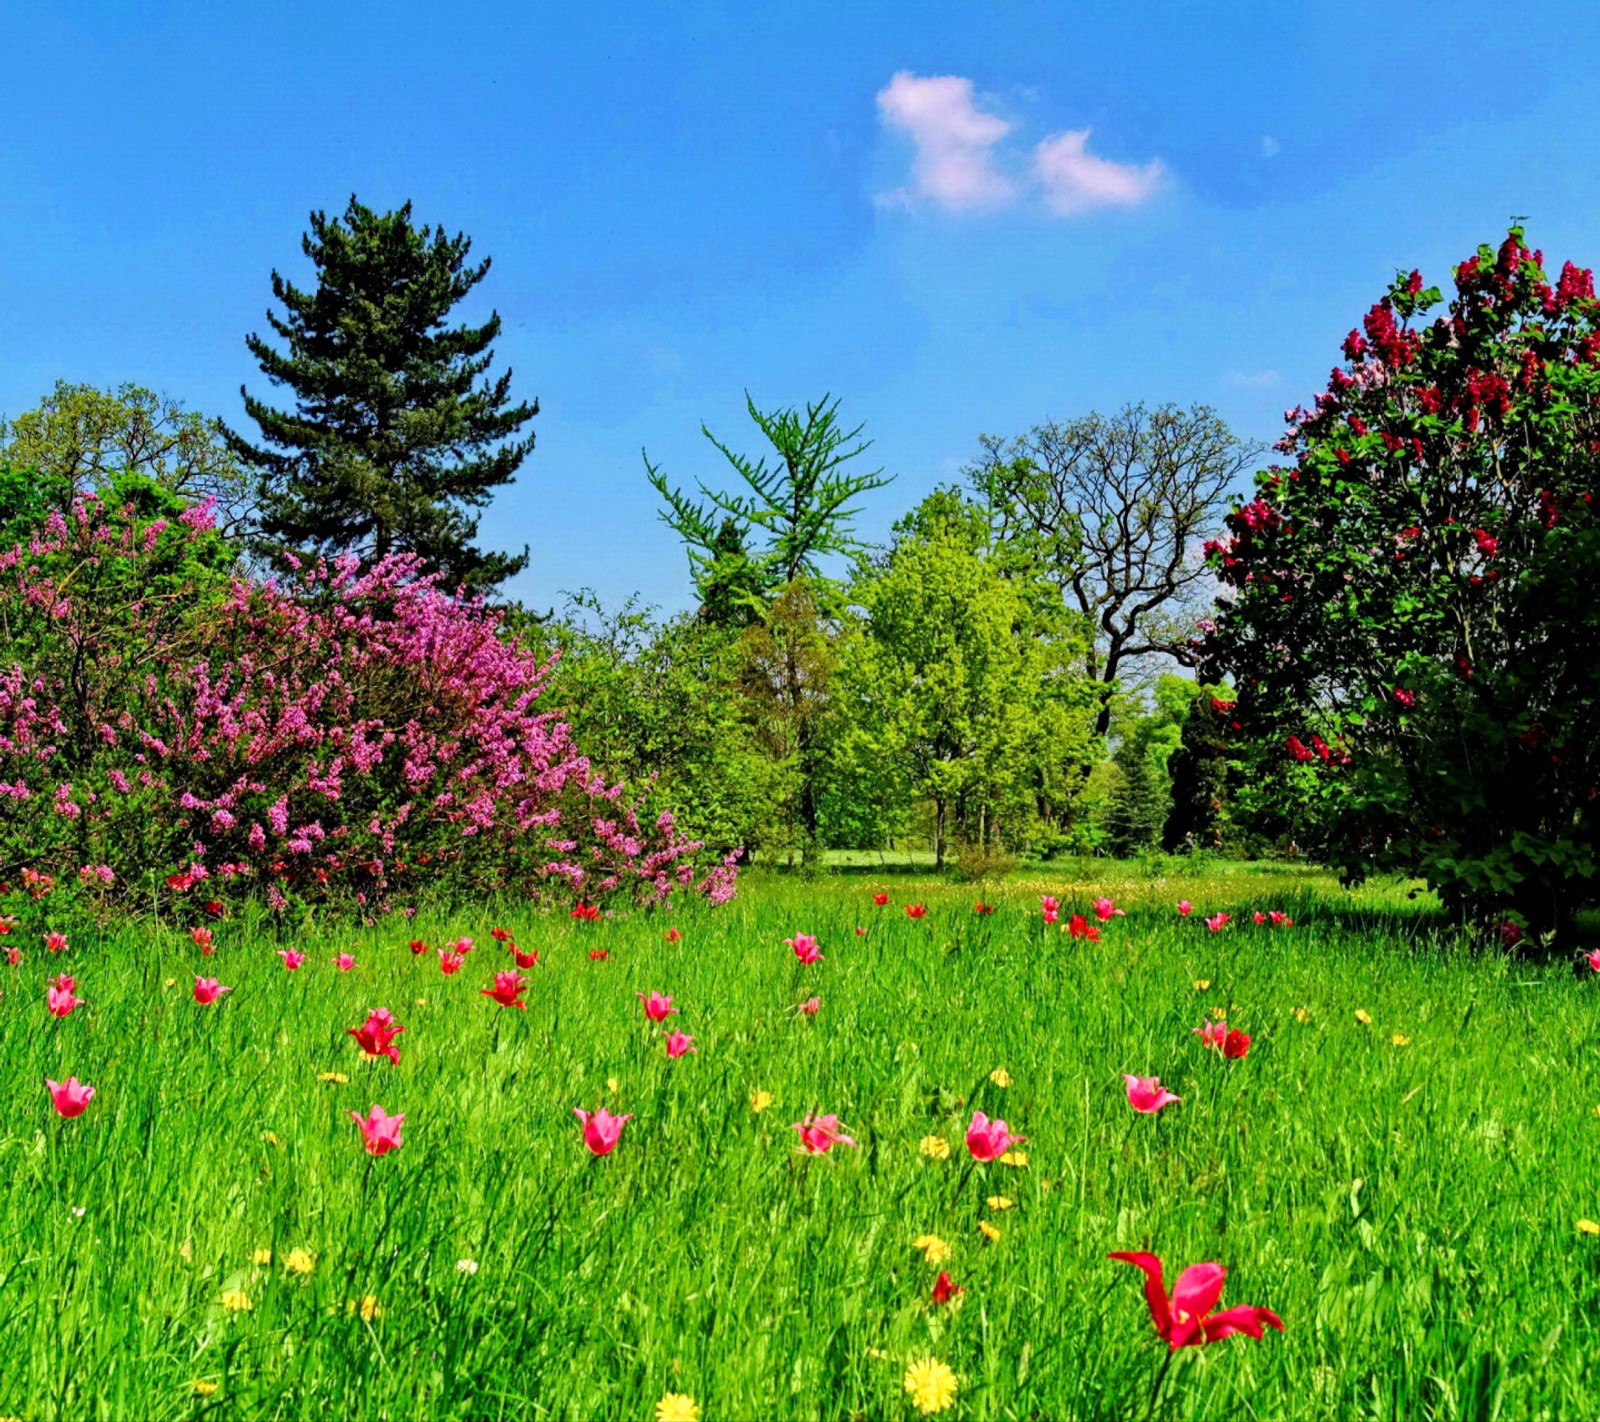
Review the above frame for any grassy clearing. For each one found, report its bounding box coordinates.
[8,863,1600,1419]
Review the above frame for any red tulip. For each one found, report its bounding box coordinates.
[513,948,540,969]
[193,976,232,1005]
[1066,913,1100,941]
[973,901,994,915]
[638,991,678,1023]
[1222,1029,1251,1059]
[482,970,529,1010]
[574,1106,631,1155]
[490,927,511,943]
[350,1104,405,1156]
[44,931,68,954]
[191,927,215,954]
[873,892,889,906]
[46,1076,95,1118]
[664,927,683,943]
[931,1271,962,1305]
[408,939,431,955]
[905,903,926,919]
[589,948,609,961]
[438,949,465,975]
[570,901,602,922]
[1108,1251,1284,1349]
[349,1008,405,1064]
[1193,1020,1226,1050]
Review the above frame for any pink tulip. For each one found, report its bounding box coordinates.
[1205,912,1231,932]
[446,936,475,955]
[1268,910,1293,928]
[1041,895,1060,925]
[350,1104,405,1155]
[965,1110,1025,1161]
[637,990,678,1023]
[193,976,232,1005]
[664,1029,696,1058]
[1587,949,1600,973]
[1108,1251,1284,1349]
[1124,1075,1181,1113]
[786,932,823,964]
[333,952,356,972]
[792,1112,857,1154]
[1193,1020,1226,1050]
[192,926,215,954]
[279,948,305,970]
[798,995,821,1016]
[44,931,68,954]
[481,970,528,1009]
[1177,900,1192,916]
[46,974,82,1019]
[349,1008,405,1064]
[574,1106,632,1156]
[438,949,465,974]
[1252,911,1267,925]
[46,1076,95,1118]
[1093,896,1125,922]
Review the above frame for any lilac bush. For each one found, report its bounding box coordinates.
[0,495,738,919]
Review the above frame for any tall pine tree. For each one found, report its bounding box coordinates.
[228,196,536,591]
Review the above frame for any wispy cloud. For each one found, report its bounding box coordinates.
[875,71,1018,212]
[875,71,1164,218]
[1032,130,1163,215]
[1225,369,1281,389]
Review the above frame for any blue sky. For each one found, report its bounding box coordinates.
[3,1,1598,613]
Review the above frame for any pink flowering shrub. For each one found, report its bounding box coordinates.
[1202,228,1600,937]
[0,494,738,916]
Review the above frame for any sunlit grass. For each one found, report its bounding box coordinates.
[7,862,1600,1418]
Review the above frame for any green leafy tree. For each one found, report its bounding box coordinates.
[1203,228,1600,936]
[0,381,252,531]
[646,393,893,617]
[1163,690,1237,852]
[833,492,1096,868]
[228,195,536,590]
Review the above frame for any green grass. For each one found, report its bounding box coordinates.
[8,862,1600,1419]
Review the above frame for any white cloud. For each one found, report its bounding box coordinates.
[876,72,1164,219]
[874,71,1018,212]
[1261,135,1281,158]
[1031,129,1164,215]
[1225,369,1281,389]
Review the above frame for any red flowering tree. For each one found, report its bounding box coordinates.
[1201,228,1600,937]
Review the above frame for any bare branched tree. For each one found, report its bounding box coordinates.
[968,403,1260,736]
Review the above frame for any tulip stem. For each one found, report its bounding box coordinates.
[1140,1348,1177,1422]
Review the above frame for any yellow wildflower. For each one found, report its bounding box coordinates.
[1355,1009,1373,1026]
[1390,1034,1411,1047]
[164,977,177,988]
[1294,1007,1310,1023]
[912,1234,952,1265]
[986,1195,1014,1212]
[1581,1219,1600,1236]
[191,1381,219,1397]
[1193,979,1210,991]
[978,1221,1002,1242]
[252,1248,272,1266]
[1210,1005,1227,1020]
[414,997,427,1007]
[178,1237,193,1262]
[283,1248,315,1275]
[262,1131,280,1147]
[319,1071,350,1084]
[749,1090,773,1113]
[655,1394,700,1422]
[903,1356,959,1415]
[919,1135,950,1160]
[989,1068,1012,1088]
[999,1150,1028,1168]
[220,1289,252,1312]
[607,1077,620,1094]
[355,1294,382,1321]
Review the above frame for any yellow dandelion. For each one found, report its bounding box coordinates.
[1210,1005,1227,1020]
[191,1381,219,1398]
[355,1294,383,1322]
[1390,1033,1411,1047]
[319,1071,350,1084]
[986,1195,1015,1212]
[414,997,427,1007]
[749,1090,773,1113]
[1294,1007,1311,1024]
[1594,1104,1600,1118]
[283,1248,315,1275]
[912,1234,952,1265]
[864,1346,889,1360]
[251,1248,272,1266]
[655,1393,700,1422]
[607,1077,620,1094]
[989,1068,1012,1088]
[164,977,177,988]
[999,1149,1028,1168]
[978,1221,1002,1242]
[903,1356,959,1416]
[919,1135,951,1160]
[1580,1219,1600,1236]
[1193,979,1211,991]
[262,1131,280,1147]
[1354,1009,1373,1026]
[220,1289,252,1312]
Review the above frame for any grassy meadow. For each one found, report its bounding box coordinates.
[8,861,1600,1419]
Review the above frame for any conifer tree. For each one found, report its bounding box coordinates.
[228,196,536,590]
[1105,734,1165,858]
